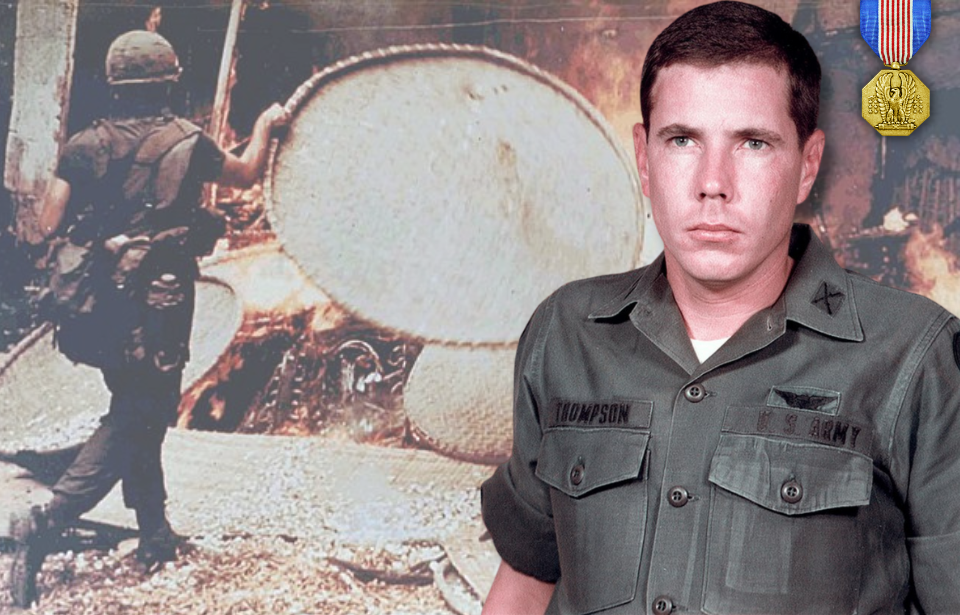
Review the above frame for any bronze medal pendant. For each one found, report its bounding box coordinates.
[862,65,930,136]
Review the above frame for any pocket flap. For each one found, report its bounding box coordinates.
[709,433,872,515]
[536,428,648,498]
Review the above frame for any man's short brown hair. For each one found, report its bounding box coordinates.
[640,1,821,146]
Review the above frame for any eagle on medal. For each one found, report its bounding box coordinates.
[862,69,931,136]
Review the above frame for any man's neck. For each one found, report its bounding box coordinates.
[666,253,794,341]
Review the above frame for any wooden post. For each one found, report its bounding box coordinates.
[207,0,246,209]
[3,0,80,242]
[209,0,245,147]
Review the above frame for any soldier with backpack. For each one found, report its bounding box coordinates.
[8,30,289,607]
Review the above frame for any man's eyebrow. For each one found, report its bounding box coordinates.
[730,128,785,145]
[655,123,702,140]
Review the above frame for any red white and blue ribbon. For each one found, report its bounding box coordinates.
[860,0,931,65]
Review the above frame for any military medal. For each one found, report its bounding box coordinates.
[860,0,931,135]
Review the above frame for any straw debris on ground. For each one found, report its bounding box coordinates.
[0,533,458,614]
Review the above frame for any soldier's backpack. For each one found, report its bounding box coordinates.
[47,116,220,369]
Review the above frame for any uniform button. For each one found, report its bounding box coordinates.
[781,479,803,503]
[683,383,705,402]
[667,486,689,508]
[652,595,674,614]
[570,463,584,486]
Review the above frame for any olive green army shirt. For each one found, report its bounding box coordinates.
[481,224,960,614]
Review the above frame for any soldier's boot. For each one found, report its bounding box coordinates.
[135,510,187,572]
[8,505,52,607]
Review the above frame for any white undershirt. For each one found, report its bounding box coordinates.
[690,337,730,363]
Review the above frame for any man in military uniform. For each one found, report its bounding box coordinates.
[481,2,960,613]
[8,30,289,607]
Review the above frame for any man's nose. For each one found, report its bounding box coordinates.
[696,145,732,202]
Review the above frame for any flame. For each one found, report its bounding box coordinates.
[905,227,960,316]
[207,394,227,421]
[144,7,162,33]
[177,241,352,429]
[558,11,644,151]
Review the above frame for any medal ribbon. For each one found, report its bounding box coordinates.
[860,0,931,65]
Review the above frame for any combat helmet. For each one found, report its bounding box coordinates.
[105,30,181,85]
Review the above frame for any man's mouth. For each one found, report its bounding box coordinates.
[688,224,738,241]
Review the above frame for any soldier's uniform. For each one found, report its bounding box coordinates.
[46,112,225,537]
[8,30,227,608]
[481,224,960,614]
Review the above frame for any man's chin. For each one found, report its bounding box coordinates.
[671,253,744,284]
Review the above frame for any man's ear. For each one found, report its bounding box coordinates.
[797,128,825,204]
[633,122,651,198]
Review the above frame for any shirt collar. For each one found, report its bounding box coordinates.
[588,224,863,342]
[781,223,863,341]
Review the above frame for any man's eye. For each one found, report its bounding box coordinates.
[745,139,767,150]
[671,136,691,147]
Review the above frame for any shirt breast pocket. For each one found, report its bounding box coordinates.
[703,433,873,615]
[536,428,649,614]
